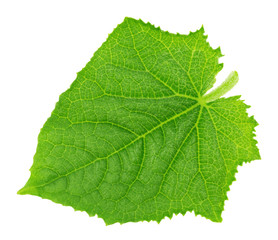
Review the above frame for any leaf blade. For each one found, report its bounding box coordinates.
[18,17,260,225]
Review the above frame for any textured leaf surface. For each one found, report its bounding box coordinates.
[18,17,260,225]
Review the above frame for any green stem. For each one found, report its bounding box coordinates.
[203,71,239,103]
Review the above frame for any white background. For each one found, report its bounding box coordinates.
[1,0,277,239]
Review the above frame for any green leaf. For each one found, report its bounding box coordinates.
[18,17,260,225]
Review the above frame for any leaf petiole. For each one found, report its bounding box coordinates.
[203,71,239,103]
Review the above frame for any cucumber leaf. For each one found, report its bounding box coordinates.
[18,17,260,225]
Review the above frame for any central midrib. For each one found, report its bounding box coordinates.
[23,101,201,192]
